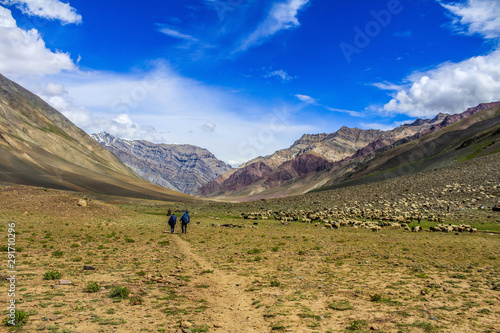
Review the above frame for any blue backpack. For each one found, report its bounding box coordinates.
[180,212,190,224]
[168,215,177,226]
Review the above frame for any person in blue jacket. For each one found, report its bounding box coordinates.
[168,213,177,234]
[180,210,190,234]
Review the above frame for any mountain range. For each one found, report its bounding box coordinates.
[0,73,194,202]
[1,72,499,203]
[197,102,500,200]
[91,133,231,195]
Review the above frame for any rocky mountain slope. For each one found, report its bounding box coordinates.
[198,102,500,199]
[317,101,500,191]
[0,73,195,201]
[91,133,232,195]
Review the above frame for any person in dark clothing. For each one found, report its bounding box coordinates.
[167,209,172,216]
[168,214,177,234]
[180,210,190,234]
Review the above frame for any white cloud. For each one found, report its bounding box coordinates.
[157,26,198,42]
[376,0,500,117]
[0,3,15,26]
[265,69,294,81]
[237,0,309,52]
[0,5,76,76]
[295,94,317,104]
[43,82,66,96]
[2,0,82,24]
[441,0,500,39]
[39,82,166,142]
[114,113,134,126]
[201,121,216,133]
[380,49,500,117]
[31,66,313,164]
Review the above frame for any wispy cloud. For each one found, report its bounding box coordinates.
[371,81,403,91]
[295,94,318,105]
[236,0,309,52]
[1,0,82,24]
[325,107,364,118]
[440,0,500,39]
[157,26,198,42]
[265,69,294,81]
[295,94,364,117]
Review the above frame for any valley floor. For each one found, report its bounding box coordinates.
[0,168,500,332]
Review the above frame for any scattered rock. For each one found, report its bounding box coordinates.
[77,199,87,207]
[59,279,73,285]
[180,321,193,328]
[83,265,96,270]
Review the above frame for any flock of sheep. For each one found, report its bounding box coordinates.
[241,207,478,233]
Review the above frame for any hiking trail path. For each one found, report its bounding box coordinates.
[171,235,268,332]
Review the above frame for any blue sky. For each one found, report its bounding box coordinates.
[0,0,499,165]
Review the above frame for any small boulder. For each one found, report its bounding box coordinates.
[83,265,96,271]
[59,279,73,285]
[77,199,87,207]
[180,321,192,328]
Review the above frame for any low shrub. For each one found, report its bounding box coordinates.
[43,271,62,280]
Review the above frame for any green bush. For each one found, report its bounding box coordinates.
[347,320,367,331]
[85,281,101,293]
[43,271,62,280]
[52,250,64,258]
[109,286,130,299]
[270,280,281,287]
[2,310,29,327]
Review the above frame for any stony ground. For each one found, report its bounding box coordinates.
[1,180,499,332]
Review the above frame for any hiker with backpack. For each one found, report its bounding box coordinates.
[180,210,190,234]
[168,213,177,234]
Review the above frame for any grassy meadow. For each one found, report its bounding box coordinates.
[1,185,499,332]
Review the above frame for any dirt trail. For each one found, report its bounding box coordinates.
[171,235,267,332]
